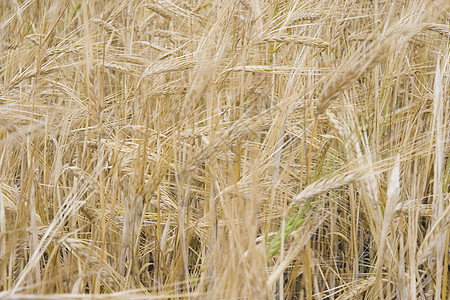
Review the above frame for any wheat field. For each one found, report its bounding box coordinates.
[0,0,449,299]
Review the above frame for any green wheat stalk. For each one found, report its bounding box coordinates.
[266,197,314,258]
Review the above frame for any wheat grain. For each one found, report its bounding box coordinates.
[256,34,329,48]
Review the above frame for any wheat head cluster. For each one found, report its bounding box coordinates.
[0,0,449,299]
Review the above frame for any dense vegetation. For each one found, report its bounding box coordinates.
[0,0,449,299]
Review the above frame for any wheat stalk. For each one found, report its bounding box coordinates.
[256,34,329,48]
